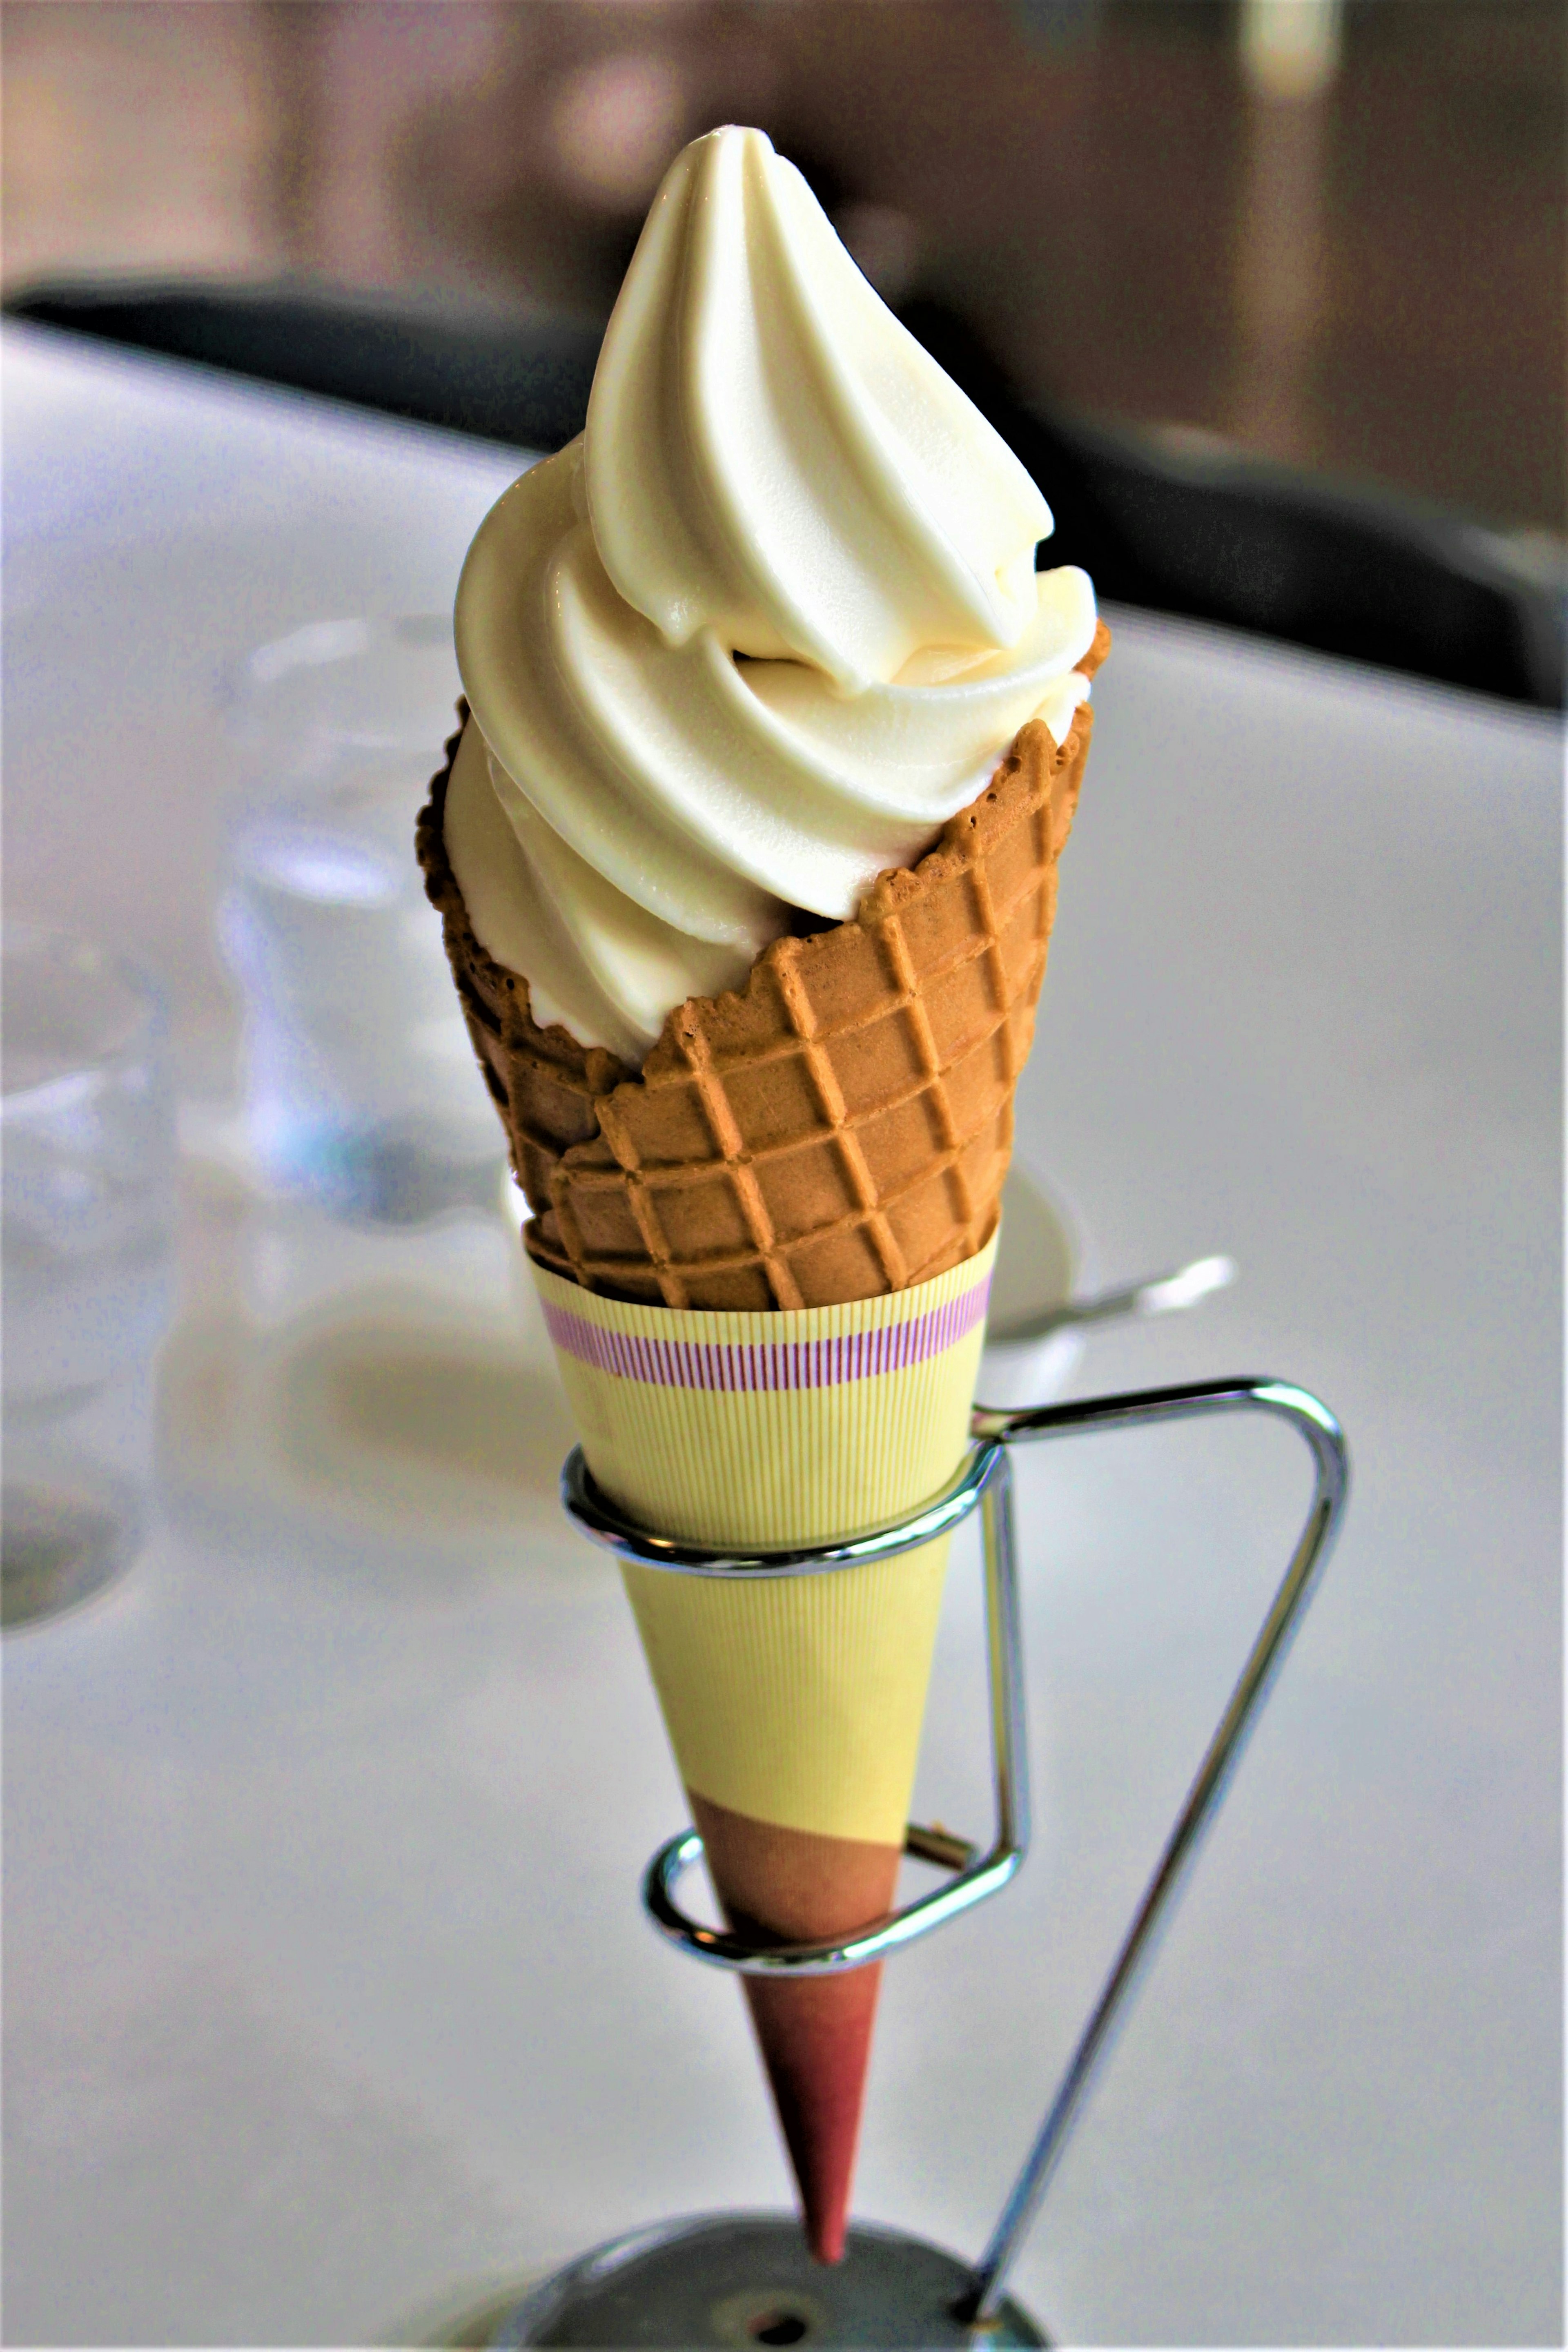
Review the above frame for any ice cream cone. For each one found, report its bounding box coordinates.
[417,652,1102,2258]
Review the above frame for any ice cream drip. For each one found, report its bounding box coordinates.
[448,125,1097,1063]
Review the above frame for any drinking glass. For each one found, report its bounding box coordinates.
[218,615,505,1225]
[2,924,175,1626]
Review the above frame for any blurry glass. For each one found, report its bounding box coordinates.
[2,924,175,1627]
[2,925,175,1409]
[218,615,505,1226]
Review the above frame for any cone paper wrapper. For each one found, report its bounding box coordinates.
[533,1235,995,2257]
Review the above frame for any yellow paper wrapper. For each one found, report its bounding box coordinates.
[532,1233,995,2259]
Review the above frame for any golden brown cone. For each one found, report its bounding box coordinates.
[415,625,1106,2257]
[416,620,1106,1311]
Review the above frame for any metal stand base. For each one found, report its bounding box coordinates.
[482,2214,1047,2348]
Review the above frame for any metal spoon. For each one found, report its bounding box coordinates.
[991,1253,1237,1348]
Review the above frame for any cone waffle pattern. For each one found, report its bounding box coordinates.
[416,705,630,1219]
[416,621,1105,1311]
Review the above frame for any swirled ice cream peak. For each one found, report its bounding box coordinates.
[448,125,1097,1065]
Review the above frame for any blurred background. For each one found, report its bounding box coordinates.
[2,15,1561,2343]
[4,0,1563,540]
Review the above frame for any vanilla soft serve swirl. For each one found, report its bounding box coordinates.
[447,125,1098,1065]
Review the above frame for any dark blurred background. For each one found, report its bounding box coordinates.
[3,0,1562,536]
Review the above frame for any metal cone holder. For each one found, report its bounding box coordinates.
[493,1377,1348,2349]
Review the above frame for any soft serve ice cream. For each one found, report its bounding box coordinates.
[445,123,1098,1065]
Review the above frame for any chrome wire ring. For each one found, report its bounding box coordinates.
[561,1438,1005,1578]
[641,1822,1025,1979]
[566,1440,1031,1977]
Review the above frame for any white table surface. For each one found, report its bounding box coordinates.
[3,321,1561,2349]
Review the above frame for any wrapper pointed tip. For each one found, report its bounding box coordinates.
[743,1969,883,2265]
[695,1795,901,2265]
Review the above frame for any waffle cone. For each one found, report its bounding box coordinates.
[416,621,1106,1313]
[417,626,1105,2260]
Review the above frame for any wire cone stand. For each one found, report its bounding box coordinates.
[437,1377,1348,2350]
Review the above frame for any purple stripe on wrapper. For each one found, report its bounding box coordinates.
[541,1271,993,1393]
